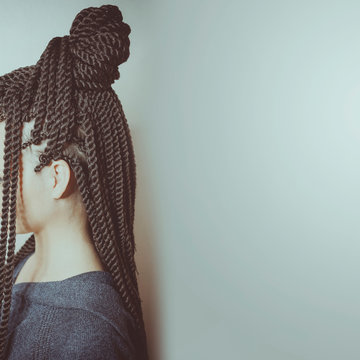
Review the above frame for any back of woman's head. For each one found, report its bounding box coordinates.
[0,5,148,359]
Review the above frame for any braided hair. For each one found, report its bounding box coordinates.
[0,5,148,359]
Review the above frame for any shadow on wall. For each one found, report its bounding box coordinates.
[132,121,162,360]
[135,199,161,360]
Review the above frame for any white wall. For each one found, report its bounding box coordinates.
[3,0,360,359]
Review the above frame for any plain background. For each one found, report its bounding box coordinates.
[2,0,360,359]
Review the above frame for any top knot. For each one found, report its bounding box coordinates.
[68,5,131,90]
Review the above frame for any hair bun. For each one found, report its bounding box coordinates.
[69,5,131,90]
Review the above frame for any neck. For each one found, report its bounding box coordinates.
[23,221,105,283]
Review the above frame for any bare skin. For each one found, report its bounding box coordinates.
[0,120,105,284]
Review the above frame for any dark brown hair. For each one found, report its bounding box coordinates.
[0,5,148,359]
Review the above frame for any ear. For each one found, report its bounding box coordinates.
[50,159,75,199]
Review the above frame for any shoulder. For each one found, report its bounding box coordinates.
[45,306,140,360]
[11,271,143,359]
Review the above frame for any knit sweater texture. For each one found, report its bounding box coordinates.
[2,251,141,359]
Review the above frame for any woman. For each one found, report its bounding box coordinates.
[0,5,148,359]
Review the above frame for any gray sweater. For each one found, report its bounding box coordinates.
[3,252,142,359]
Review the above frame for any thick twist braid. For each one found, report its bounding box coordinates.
[0,98,23,357]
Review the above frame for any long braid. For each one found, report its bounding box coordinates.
[0,5,149,359]
[0,94,22,298]
[0,121,14,288]
[0,91,23,355]
[82,90,139,287]
[107,90,139,280]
